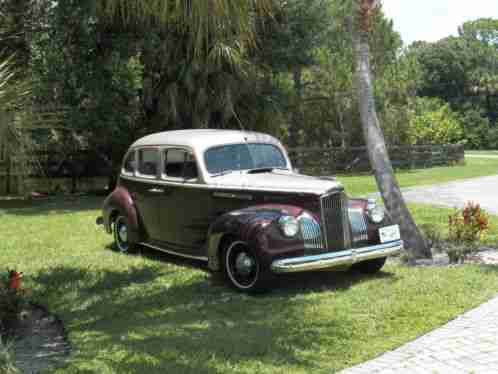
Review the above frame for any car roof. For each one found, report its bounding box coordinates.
[130,129,284,153]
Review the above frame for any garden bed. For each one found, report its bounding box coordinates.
[1,303,71,374]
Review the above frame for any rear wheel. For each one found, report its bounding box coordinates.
[352,257,387,274]
[222,240,270,293]
[113,215,136,253]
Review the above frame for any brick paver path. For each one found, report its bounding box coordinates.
[338,295,498,374]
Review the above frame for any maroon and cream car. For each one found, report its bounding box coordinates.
[97,130,402,292]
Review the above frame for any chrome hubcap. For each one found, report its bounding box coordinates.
[235,252,255,276]
[118,223,127,243]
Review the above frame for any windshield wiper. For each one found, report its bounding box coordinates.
[246,167,288,174]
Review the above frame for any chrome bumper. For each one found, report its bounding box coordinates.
[271,240,403,273]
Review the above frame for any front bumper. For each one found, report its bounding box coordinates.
[271,240,403,273]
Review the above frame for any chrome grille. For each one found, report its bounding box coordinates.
[299,215,323,249]
[320,192,352,250]
[348,208,369,244]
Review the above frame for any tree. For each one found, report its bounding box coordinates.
[408,18,497,148]
[353,0,430,258]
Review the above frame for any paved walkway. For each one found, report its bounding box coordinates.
[338,295,498,374]
[373,175,498,215]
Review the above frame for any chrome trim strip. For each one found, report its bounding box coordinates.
[271,240,403,273]
[213,192,253,200]
[139,242,208,261]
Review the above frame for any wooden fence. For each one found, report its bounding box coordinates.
[287,144,465,176]
[0,150,111,195]
[0,143,465,195]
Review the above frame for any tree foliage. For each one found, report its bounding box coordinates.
[407,97,464,145]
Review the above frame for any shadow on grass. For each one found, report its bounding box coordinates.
[31,259,397,373]
[0,196,103,216]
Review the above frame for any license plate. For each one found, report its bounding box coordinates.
[379,225,400,243]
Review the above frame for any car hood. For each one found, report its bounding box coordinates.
[208,170,343,195]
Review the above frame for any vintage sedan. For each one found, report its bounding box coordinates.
[97,129,403,292]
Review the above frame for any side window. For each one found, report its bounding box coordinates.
[123,151,136,175]
[184,152,198,180]
[163,149,198,180]
[137,149,158,178]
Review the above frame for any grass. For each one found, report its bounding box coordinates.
[1,195,498,374]
[0,336,19,374]
[465,150,498,156]
[337,157,498,196]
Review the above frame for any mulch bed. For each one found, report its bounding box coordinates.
[1,304,71,374]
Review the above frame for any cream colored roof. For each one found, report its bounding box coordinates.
[130,129,283,153]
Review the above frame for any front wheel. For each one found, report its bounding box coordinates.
[113,215,136,253]
[223,240,270,293]
[352,257,387,274]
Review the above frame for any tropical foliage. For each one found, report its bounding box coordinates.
[0,0,496,175]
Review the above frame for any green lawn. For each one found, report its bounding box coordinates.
[1,194,497,373]
[337,157,498,197]
[465,150,498,156]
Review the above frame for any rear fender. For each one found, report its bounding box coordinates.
[102,186,141,243]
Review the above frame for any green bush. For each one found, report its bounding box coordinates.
[459,108,492,149]
[408,97,464,145]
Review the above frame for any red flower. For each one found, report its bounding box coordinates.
[8,270,22,291]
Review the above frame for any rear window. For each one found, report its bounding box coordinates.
[137,149,158,177]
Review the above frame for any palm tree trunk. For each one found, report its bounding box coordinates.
[353,2,430,259]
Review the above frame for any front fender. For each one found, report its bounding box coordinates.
[207,205,305,271]
[102,186,141,243]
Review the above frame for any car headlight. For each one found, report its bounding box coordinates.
[278,215,299,237]
[368,203,385,224]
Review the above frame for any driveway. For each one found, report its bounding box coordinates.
[398,175,498,215]
[368,175,498,215]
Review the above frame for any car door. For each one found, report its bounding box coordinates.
[159,148,211,256]
[132,147,164,241]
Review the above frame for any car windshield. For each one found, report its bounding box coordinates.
[204,143,288,175]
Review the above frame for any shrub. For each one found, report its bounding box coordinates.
[446,202,489,263]
[419,223,443,251]
[407,97,464,145]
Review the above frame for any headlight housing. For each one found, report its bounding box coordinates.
[367,200,385,224]
[278,215,299,237]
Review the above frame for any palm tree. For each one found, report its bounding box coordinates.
[97,0,273,130]
[353,0,430,258]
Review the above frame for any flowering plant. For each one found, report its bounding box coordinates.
[448,202,489,244]
[446,202,489,263]
[0,270,27,332]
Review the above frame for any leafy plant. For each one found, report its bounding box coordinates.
[419,223,443,251]
[446,202,489,263]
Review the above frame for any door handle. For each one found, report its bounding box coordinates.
[148,188,165,194]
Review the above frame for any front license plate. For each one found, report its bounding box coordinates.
[379,225,400,243]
